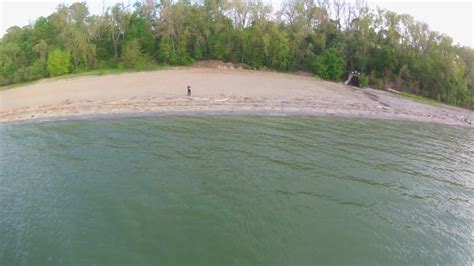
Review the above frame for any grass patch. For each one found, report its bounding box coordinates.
[60,65,167,79]
[0,80,40,90]
[0,65,168,91]
[398,92,444,107]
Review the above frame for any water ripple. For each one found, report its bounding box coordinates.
[0,116,472,265]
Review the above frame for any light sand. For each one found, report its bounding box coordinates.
[1,68,473,126]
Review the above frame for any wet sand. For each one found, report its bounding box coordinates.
[1,68,473,126]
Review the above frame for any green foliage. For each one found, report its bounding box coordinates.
[398,92,444,107]
[13,67,27,83]
[359,74,369,87]
[241,26,266,69]
[64,28,96,71]
[26,59,48,81]
[373,79,384,90]
[120,40,151,69]
[158,37,176,65]
[175,30,193,65]
[313,48,346,80]
[312,56,327,79]
[380,45,397,73]
[324,48,346,80]
[208,32,230,61]
[263,24,292,71]
[47,48,71,76]
[126,16,156,56]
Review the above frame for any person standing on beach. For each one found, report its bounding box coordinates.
[187,85,191,96]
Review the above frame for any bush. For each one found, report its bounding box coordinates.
[25,59,48,81]
[1,59,16,84]
[175,31,193,66]
[372,79,384,90]
[312,56,327,79]
[312,48,346,80]
[359,73,369,87]
[120,40,151,69]
[47,49,71,76]
[159,37,176,65]
[13,67,27,83]
[323,48,346,80]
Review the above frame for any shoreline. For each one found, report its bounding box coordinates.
[1,100,472,128]
[1,68,473,127]
[1,109,472,128]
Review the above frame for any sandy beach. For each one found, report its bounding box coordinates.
[0,67,473,126]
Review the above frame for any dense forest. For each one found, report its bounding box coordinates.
[0,0,473,108]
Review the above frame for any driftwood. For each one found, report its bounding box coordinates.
[386,88,400,94]
[344,72,354,85]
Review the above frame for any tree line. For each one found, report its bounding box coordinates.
[0,0,472,108]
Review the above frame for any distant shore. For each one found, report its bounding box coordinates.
[1,68,473,127]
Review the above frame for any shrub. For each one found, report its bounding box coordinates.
[359,73,369,87]
[312,56,327,79]
[159,37,176,65]
[120,40,151,69]
[25,59,48,81]
[13,67,26,83]
[323,48,346,80]
[312,48,346,80]
[47,49,71,76]
[372,79,384,90]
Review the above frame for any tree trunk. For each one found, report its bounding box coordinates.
[113,41,118,58]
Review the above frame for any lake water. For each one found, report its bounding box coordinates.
[1,116,473,265]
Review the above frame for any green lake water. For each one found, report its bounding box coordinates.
[0,116,473,265]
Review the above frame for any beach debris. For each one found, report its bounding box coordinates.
[457,116,472,124]
[193,60,248,70]
[187,85,191,96]
[345,71,361,87]
[214,98,229,102]
[194,97,210,101]
[386,88,400,94]
[294,71,313,77]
